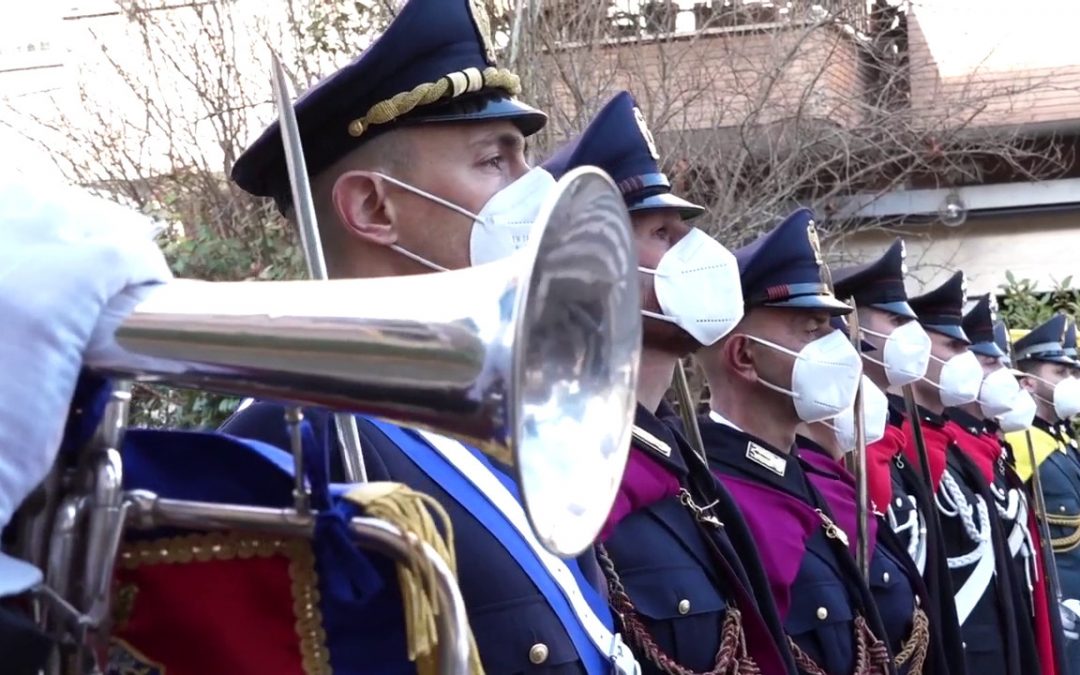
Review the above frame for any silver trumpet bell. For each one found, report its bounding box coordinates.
[103,165,641,557]
[16,166,640,675]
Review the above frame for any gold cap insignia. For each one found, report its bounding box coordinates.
[633,107,661,160]
[467,0,498,65]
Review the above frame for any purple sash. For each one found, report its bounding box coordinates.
[713,472,820,620]
[798,449,879,561]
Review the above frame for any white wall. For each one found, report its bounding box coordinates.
[833,210,1080,297]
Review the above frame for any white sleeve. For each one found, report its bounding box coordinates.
[0,151,172,593]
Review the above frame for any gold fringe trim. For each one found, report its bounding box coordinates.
[107,636,168,675]
[347,67,521,138]
[343,482,485,675]
[118,532,331,675]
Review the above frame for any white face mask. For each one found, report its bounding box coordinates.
[997,389,1037,432]
[374,167,557,270]
[829,375,889,454]
[748,330,864,423]
[1051,377,1080,420]
[927,350,983,407]
[639,228,744,346]
[861,321,932,387]
[978,366,1021,419]
[1022,373,1080,421]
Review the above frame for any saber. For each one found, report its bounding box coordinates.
[1023,425,1069,675]
[845,304,870,581]
[270,53,369,484]
[672,359,707,463]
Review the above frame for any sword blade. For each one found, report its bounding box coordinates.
[269,52,368,483]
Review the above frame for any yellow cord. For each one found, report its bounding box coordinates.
[343,482,485,675]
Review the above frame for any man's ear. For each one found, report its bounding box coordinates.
[332,170,399,246]
[1019,375,1037,392]
[726,334,758,384]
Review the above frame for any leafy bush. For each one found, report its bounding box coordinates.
[997,270,1080,332]
[128,186,303,431]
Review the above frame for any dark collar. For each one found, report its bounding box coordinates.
[699,417,809,500]
[944,407,986,436]
[1033,415,1058,439]
[634,403,689,477]
[885,393,907,426]
[914,403,946,428]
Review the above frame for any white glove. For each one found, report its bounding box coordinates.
[1060,598,1080,640]
[0,134,172,596]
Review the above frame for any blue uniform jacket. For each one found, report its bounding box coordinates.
[798,441,952,675]
[1018,418,1080,674]
[947,408,1044,674]
[602,405,796,675]
[883,397,969,675]
[924,407,1023,675]
[698,418,895,675]
[221,403,601,674]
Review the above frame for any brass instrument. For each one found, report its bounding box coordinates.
[9,165,641,675]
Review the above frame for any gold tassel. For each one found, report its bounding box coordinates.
[343,482,485,675]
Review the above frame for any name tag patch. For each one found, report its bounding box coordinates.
[746,441,786,476]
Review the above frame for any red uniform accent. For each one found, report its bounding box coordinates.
[867,424,905,511]
[901,417,949,490]
[942,420,1000,484]
[1028,510,1059,675]
[946,422,1059,675]
[110,544,309,675]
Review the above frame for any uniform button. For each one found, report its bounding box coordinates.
[882,572,890,583]
[895,498,903,508]
[1061,506,1068,513]
[677,599,691,615]
[816,607,828,620]
[962,641,967,650]
[529,643,549,664]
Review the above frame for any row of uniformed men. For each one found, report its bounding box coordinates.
[96,0,1080,673]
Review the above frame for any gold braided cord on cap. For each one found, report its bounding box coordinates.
[343,482,485,675]
[348,67,522,138]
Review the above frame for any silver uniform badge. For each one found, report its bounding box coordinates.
[746,441,786,476]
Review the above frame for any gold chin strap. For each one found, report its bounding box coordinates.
[347,67,522,138]
[343,482,485,675]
